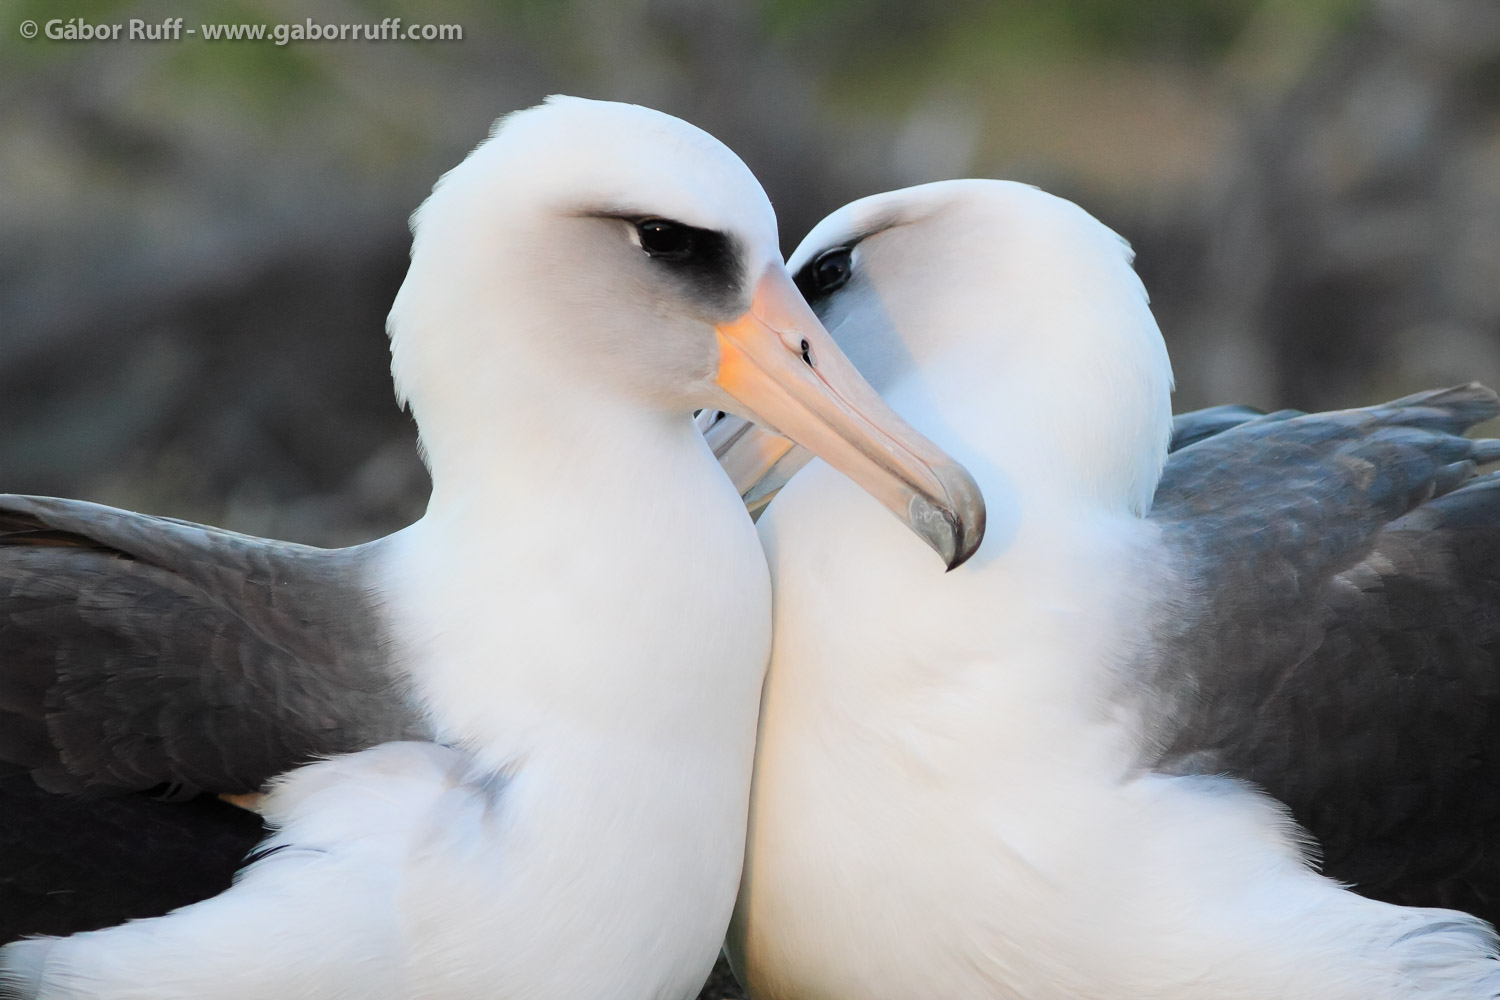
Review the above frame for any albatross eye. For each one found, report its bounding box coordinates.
[637,219,693,259]
[624,216,740,308]
[812,247,853,295]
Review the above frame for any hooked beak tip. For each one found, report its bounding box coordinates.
[912,466,986,571]
[946,514,984,571]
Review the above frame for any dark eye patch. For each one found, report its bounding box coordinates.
[793,245,856,303]
[630,218,735,277]
[617,215,743,313]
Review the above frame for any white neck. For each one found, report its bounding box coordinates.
[379,379,772,768]
[420,367,668,521]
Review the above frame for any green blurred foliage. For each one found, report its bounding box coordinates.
[761,0,1364,65]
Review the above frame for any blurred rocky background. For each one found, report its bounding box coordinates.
[3,0,1498,555]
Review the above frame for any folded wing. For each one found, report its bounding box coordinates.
[0,494,424,796]
[1147,385,1500,920]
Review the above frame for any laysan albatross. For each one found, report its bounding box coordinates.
[718,179,1500,999]
[0,101,983,1000]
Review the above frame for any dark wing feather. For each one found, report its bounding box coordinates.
[0,494,424,797]
[1169,404,1281,451]
[1147,384,1500,922]
[0,768,266,942]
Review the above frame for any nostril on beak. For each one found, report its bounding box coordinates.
[800,339,812,366]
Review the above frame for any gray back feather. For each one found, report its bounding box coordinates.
[1142,385,1500,918]
[0,495,427,796]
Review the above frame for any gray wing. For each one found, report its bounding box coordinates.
[1168,403,1279,451]
[1146,384,1500,921]
[0,494,425,797]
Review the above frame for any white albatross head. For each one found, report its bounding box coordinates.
[714,179,1174,521]
[387,98,984,568]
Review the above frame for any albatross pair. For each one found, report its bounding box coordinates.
[720,180,1500,999]
[0,99,982,999]
[5,105,1500,1000]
